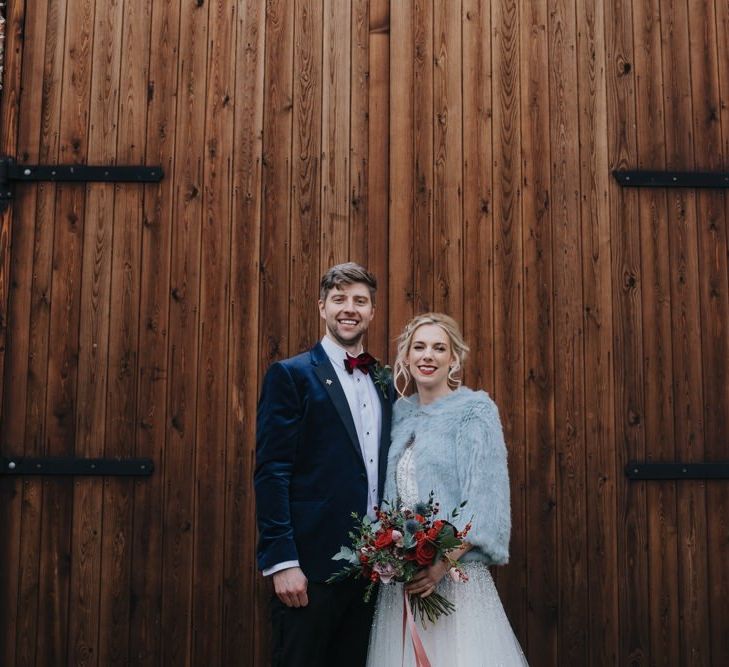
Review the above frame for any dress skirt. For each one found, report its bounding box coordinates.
[366,562,528,667]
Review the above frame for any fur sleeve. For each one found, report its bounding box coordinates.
[454,395,511,565]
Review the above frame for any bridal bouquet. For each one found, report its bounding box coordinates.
[327,491,471,624]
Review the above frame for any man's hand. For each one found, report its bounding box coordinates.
[273,567,309,607]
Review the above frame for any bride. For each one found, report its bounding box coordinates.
[366,313,528,666]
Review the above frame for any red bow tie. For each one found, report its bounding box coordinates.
[344,352,377,374]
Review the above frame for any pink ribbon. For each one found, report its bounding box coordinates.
[401,591,432,667]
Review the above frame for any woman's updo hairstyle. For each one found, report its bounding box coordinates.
[393,312,470,397]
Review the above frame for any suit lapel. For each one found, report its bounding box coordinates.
[311,345,363,462]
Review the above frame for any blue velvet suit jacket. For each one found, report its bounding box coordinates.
[254,342,392,582]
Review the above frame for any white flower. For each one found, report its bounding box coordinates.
[373,562,397,584]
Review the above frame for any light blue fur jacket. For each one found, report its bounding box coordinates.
[383,386,511,565]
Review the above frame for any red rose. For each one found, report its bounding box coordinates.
[426,526,441,541]
[359,553,369,564]
[415,539,437,566]
[374,528,394,550]
[415,514,426,523]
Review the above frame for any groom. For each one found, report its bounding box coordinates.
[255,262,392,666]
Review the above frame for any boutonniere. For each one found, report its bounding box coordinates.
[371,362,393,399]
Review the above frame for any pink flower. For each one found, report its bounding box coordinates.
[373,562,397,584]
[391,530,404,547]
[449,567,468,583]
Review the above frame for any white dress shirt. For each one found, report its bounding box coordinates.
[263,335,383,577]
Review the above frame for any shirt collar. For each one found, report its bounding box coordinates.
[321,335,362,370]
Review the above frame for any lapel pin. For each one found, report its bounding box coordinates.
[325,379,333,386]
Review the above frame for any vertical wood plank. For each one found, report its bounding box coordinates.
[12,1,64,663]
[39,0,95,663]
[433,0,462,320]
[577,0,619,664]
[462,0,494,392]
[190,0,235,664]
[605,0,650,663]
[713,15,729,659]
[257,0,295,657]
[289,0,322,355]
[632,2,682,664]
[688,1,729,663]
[389,0,415,348]
[320,0,351,269]
[661,6,711,666]
[661,1,710,661]
[0,2,30,665]
[260,0,293,368]
[97,1,151,663]
[412,0,433,313]
[159,0,208,663]
[519,0,557,662]
[491,0,527,640]
[349,0,369,267]
[225,1,265,663]
[366,0,390,357]
[68,0,122,663]
[549,0,589,662]
[129,0,179,663]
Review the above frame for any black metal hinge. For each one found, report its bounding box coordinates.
[613,170,729,188]
[1,456,154,477]
[0,157,163,212]
[626,462,729,480]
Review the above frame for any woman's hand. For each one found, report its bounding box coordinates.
[404,559,450,598]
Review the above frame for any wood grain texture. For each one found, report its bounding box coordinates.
[39,1,94,663]
[687,1,729,663]
[491,0,527,641]
[289,0,322,356]
[519,0,557,661]
[97,1,151,664]
[159,0,209,663]
[191,0,235,663]
[388,0,415,350]
[320,0,351,270]
[662,6,711,653]
[549,1,589,662]
[225,2,265,663]
[1,2,728,665]
[462,0,494,393]
[128,0,179,662]
[433,0,462,319]
[349,0,370,268]
[0,2,29,664]
[68,1,122,663]
[577,0,619,664]
[11,1,63,663]
[632,3,682,665]
[605,1,651,664]
[366,0,390,357]
[412,0,434,314]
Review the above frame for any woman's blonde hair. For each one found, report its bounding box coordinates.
[393,312,470,397]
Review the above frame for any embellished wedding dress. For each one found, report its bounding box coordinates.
[366,430,528,666]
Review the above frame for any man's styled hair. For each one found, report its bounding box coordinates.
[319,262,378,303]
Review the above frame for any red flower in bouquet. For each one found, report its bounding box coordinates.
[415,538,437,566]
[374,527,395,549]
[327,491,472,626]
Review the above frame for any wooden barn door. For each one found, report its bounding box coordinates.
[2,1,729,666]
[0,0,267,664]
[0,0,389,665]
